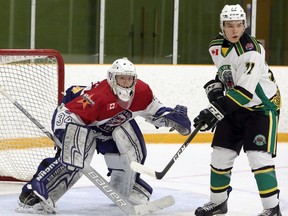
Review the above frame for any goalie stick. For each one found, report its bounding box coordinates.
[0,86,175,216]
[131,123,203,179]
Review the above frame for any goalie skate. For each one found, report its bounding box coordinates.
[16,191,57,214]
[16,201,56,215]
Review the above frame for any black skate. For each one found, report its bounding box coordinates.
[19,191,40,206]
[194,186,232,216]
[17,190,57,214]
[258,204,282,216]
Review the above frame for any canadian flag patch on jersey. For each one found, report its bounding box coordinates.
[211,48,219,56]
[107,102,117,110]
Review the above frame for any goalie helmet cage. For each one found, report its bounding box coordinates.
[0,49,64,182]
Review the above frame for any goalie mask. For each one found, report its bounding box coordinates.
[220,4,247,34]
[107,57,137,108]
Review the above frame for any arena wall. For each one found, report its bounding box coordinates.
[65,64,288,143]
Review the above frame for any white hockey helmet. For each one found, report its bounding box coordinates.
[107,57,137,103]
[220,4,247,31]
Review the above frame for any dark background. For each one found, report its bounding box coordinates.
[0,0,287,65]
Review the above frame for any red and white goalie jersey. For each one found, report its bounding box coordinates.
[52,79,164,134]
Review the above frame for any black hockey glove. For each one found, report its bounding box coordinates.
[204,79,224,103]
[193,102,226,132]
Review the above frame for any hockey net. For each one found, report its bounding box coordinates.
[0,49,64,181]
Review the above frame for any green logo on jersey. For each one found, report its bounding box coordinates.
[218,65,231,73]
[217,65,234,89]
[253,134,266,146]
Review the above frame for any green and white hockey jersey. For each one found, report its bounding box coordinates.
[209,32,281,113]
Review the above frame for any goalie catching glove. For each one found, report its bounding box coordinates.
[149,105,191,136]
[193,102,226,131]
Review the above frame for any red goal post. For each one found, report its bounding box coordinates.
[0,49,64,181]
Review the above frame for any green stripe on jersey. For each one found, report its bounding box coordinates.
[209,38,223,47]
[234,42,245,55]
[226,88,251,106]
[250,36,261,53]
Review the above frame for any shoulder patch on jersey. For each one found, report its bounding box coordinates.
[209,34,224,48]
[234,33,261,56]
[77,93,95,109]
[72,86,84,94]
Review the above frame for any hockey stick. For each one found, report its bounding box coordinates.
[131,123,203,179]
[0,86,175,216]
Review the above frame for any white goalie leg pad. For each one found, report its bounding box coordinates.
[44,166,83,204]
[62,123,95,169]
[104,121,150,204]
[27,124,97,210]
[48,130,96,202]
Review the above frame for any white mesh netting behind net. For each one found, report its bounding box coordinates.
[0,51,63,181]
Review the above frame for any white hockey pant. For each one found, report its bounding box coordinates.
[104,121,152,205]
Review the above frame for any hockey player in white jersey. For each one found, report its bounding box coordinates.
[193,4,282,216]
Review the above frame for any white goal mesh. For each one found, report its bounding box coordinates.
[0,49,64,181]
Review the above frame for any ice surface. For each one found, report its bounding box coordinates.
[1,143,288,216]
